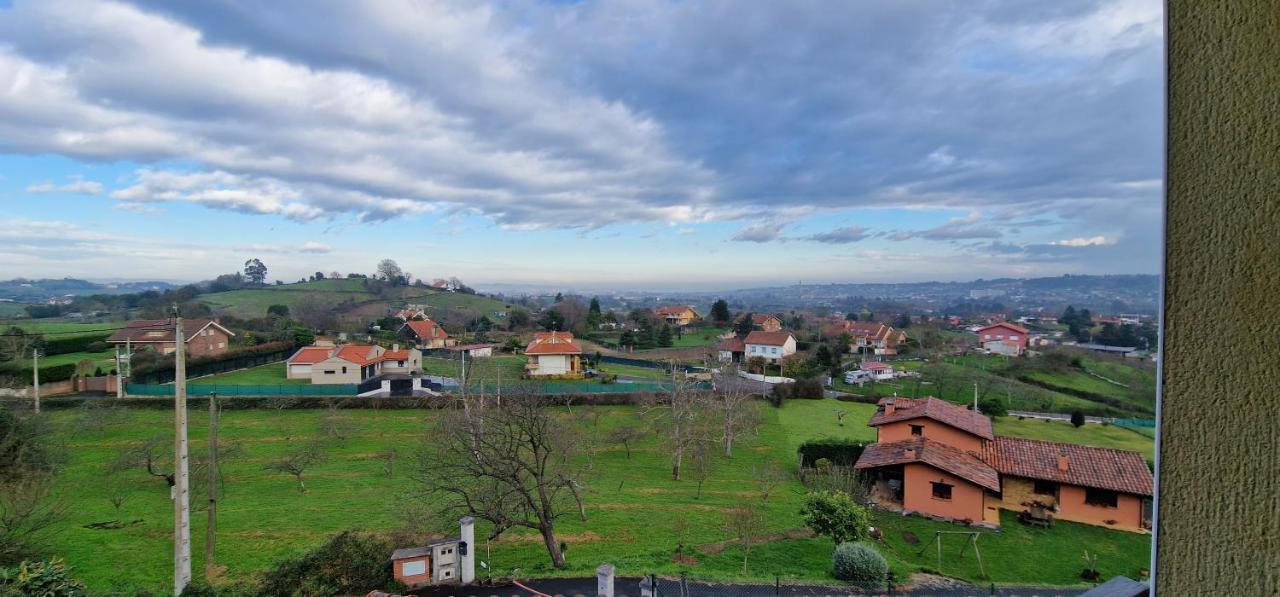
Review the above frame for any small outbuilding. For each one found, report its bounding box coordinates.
[391,517,475,588]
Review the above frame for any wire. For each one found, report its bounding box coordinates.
[0,327,127,336]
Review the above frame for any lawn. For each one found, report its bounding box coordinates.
[671,326,729,348]
[200,280,378,318]
[1,321,126,337]
[33,399,1151,593]
[36,349,117,370]
[598,362,671,380]
[190,362,308,386]
[421,354,527,385]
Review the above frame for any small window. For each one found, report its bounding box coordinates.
[1010,335,1020,340]
[910,424,924,436]
[931,482,952,501]
[1085,488,1119,508]
[398,360,405,367]
[341,366,347,374]
[1033,480,1058,496]
[323,369,336,375]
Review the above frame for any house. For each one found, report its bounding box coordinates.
[106,319,236,357]
[445,343,496,358]
[860,360,895,380]
[285,343,422,384]
[655,305,699,326]
[391,517,474,588]
[716,336,746,363]
[835,321,907,356]
[854,397,1153,532]
[524,331,583,378]
[743,330,796,363]
[399,319,453,348]
[431,279,458,292]
[976,322,1029,356]
[739,313,783,332]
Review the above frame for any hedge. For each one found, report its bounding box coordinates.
[0,363,78,384]
[132,341,297,383]
[798,438,870,468]
[40,333,112,356]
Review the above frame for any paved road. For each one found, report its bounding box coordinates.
[407,576,1089,596]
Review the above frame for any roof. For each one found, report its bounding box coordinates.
[287,346,333,365]
[843,321,889,339]
[868,397,995,441]
[401,319,448,340]
[860,361,893,371]
[1077,343,1139,353]
[389,538,460,561]
[525,331,582,355]
[855,437,1001,492]
[716,337,745,352]
[106,319,235,344]
[332,344,382,366]
[743,330,794,346]
[749,313,780,324]
[984,437,1153,497]
[655,305,696,317]
[977,321,1029,335]
[382,349,411,361]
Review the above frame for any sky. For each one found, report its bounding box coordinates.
[0,0,1163,291]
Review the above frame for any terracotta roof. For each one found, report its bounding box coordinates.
[655,306,696,316]
[287,346,333,365]
[401,319,448,340]
[107,319,234,344]
[984,437,1153,497]
[381,349,411,361]
[977,322,1029,335]
[743,330,794,346]
[861,361,893,371]
[525,331,581,355]
[333,344,381,366]
[855,437,1000,492]
[746,313,780,324]
[844,321,889,339]
[868,397,995,441]
[716,337,745,352]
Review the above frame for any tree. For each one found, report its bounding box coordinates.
[710,300,732,325]
[266,304,290,318]
[643,377,713,481]
[411,394,587,568]
[734,312,755,336]
[539,309,566,331]
[724,505,764,574]
[894,314,912,329]
[587,297,602,327]
[1070,410,1086,428]
[313,271,326,281]
[714,367,758,457]
[264,441,326,493]
[607,424,646,459]
[243,258,268,285]
[376,259,404,284]
[800,490,870,545]
[506,309,532,331]
[657,324,674,348]
[754,460,786,502]
[978,398,1008,418]
[0,407,65,564]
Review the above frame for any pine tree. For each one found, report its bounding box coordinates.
[657,325,674,347]
[710,299,732,324]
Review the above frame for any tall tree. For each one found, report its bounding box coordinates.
[376,259,404,283]
[243,258,268,285]
[643,376,713,481]
[734,312,755,336]
[710,299,732,325]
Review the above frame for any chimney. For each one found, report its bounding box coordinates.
[459,516,475,584]
[884,399,895,415]
[1057,449,1069,472]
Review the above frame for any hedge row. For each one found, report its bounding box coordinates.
[798,438,870,468]
[0,363,78,384]
[132,341,298,383]
[41,333,113,356]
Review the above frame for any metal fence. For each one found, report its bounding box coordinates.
[462,380,709,394]
[126,383,357,396]
[1113,417,1156,427]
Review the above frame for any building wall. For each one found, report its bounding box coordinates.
[187,328,231,357]
[393,557,431,586]
[997,475,1059,509]
[876,418,986,454]
[902,463,987,524]
[309,358,363,384]
[287,363,312,379]
[1056,485,1146,532]
[530,354,571,375]
[983,340,1022,356]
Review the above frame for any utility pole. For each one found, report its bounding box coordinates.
[32,349,40,414]
[205,390,218,579]
[173,313,192,595]
[973,382,979,411]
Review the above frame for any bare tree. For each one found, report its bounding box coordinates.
[753,459,787,502]
[643,374,714,480]
[411,394,588,568]
[724,505,764,575]
[376,259,404,282]
[102,468,131,522]
[381,447,397,479]
[319,403,357,441]
[0,476,66,563]
[688,440,715,500]
[607,424,646,459]
[264,441,326,493]
[112,435,174,488]
[714,367,758,457]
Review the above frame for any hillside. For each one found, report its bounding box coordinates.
[200,279,513,322]
[0,278,175,302]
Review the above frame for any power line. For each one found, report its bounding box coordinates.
[0,327,125,336]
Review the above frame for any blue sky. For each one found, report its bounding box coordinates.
[0,0,1162,290]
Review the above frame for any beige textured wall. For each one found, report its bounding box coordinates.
[1160,2,1279,593]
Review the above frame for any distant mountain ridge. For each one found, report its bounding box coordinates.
[0,278,177,302]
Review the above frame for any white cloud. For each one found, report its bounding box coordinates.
[25,177,104,195]
[1050,236,1114,247]
[299,242,332,254]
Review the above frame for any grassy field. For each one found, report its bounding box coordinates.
[993,417,1155,460]
[0,321,125,337]
[0,303,26,317]
[598,362,671,380]
[34,399,1151,593]
[671,326,730,348]
[201,280,378,319]
[35,349,117,370]
[190,362,308,386]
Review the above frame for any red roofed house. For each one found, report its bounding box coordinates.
[831,321,907,356]
[107,319,236,357]
[286,343,422,384]
[396,305,427,321]
[854,397,1152,532]
[976,322,1029,356]
[399,319,454,349]
[740,313,783,332]
[715,336,746,363]
[655,306,699,326]
[744,331,796,364]
[524,331,583,378]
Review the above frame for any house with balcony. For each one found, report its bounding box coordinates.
[524,331,583,378]
[743,330,796,364]
[655,305,699,326]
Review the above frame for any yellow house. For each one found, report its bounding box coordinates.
[655,306,699,326]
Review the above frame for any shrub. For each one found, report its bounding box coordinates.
[0,558,86,596]
[797,439,869,468]
[978,398,1007,417]
[85,341,109,353]
[832,542,888,584]
[800,490,870,545]
[1070,410,1086,427]
[258,531,401,597]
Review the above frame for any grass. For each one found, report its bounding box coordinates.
[420,354,527,385]
[201,280,377,319]
[670,327,730,348]
[190,362,309,386]
[598,362,671,380]
[0,303,26,317]
[36,349,117,370]
[993,417,1155,460]
[0,321,126,337]
[34,399,1150,593]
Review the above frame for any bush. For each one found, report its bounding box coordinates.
[798,439,869,468]
[85,341,109,353]
[39,333,112,356]
[0,558,86,596]
[800,490,870,545]
[832,542,888,585]
[771,378,825,403]
[259,531,401,597]
[978,398,1007,417]
[1070,410,1086,427]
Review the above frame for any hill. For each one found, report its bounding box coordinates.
[0,278,176,302]
[199,279,513,324]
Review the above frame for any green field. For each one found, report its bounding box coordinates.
[36,349,117,370]
[670,326,730,348]
[190,362,308,386]
[200,280,379,319]
[0,321,125,337]
[34,399,1151,593]
[598,362,671,380]
[0,303,26,317]
[993,417,1155,460]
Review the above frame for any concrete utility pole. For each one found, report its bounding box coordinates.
[32,349,39,414]
[205,391,218,579]
[173,314,192,595]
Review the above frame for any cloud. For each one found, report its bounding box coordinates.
[25,177,104,195]
[889,213,1002,242]
[1050,236,1114,247]
[731,222,787,243]
[802,225,871,244]
[299,241,332,254]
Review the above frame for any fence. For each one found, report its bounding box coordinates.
[132,349,294,384]
[1113,417,1157,427]
[126,383,357,396]
[640,572,891,596]
[599,355,708,373]
[462,380,710,394]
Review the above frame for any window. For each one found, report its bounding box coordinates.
[1084,488,1119,508]
[983,334,990,339]
[323,369,336,375]
[398,360,405,367]
[771,347,778,354]
[931,482,952,500]
[341,366,347,374]
[401,560,426,576]
[1033,480,1058,496]
[910,424,924,436]
[1010,335,1020,340]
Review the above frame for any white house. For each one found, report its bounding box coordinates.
[743,331,796,364]
[524,331,583,378]
[446,343,496,358]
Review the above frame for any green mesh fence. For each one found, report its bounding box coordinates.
[127,384,357,396]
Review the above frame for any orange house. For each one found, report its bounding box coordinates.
[855,397,1153,532]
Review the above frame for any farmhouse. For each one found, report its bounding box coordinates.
[854,397,1153,532]
[399,319,453,348]
[106,318,235,357]
[739,313,783,332]
[285,343,422,384]
[715,336,746,363]
[838,321,907,356]
[655,305,699,326]
[976,322,1029,356]
[743,330,796,363]
[524,331,583,378]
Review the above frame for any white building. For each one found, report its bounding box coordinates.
[743,331,797,364]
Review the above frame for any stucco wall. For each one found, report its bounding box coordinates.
[902,463,986,523]
[876,418,986,454]
[1056,485,1145,533]
[1161,3,1279,593]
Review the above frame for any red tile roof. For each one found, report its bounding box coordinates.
[446,343,498,352]
[655,306,696,317]
[333,344,381,365]
[868,397,995,441]
[525,331,581,355]
[977,322,1028,335]
[856,437,1000,492]
[860,361,893,371]
[401,319,448,340]
[107,319,234,343]
[716,337,745,352]
[381,349,411,361]
[287,346,333,365]
[984,437,1153,497]
[843,321,889,339]
[743,330,794,346]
